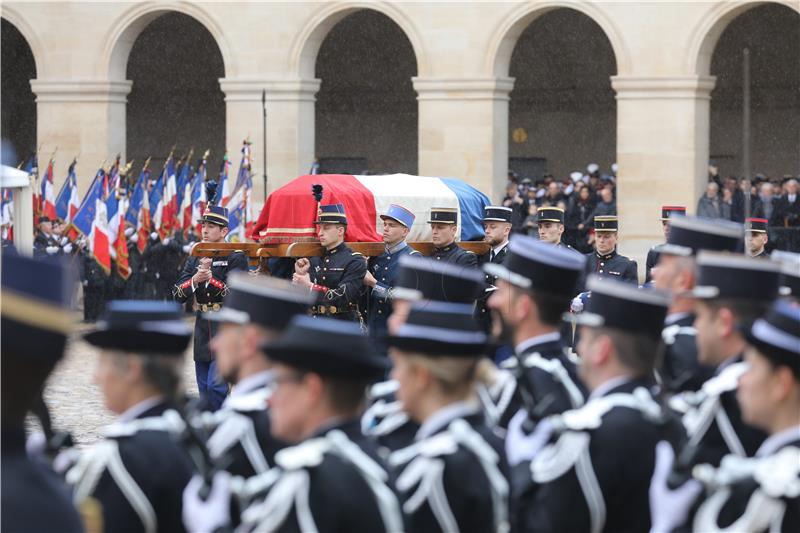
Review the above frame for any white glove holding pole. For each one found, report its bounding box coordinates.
[46,246,59,255]
[150,232,159,241]
[63,243,73,254]
[182,472,232,533]
[124,227,135,237]
[648,441,702,533]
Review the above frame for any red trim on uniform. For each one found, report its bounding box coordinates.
[661,205,687,211]
[746,217,768,223]
[311,284,329,294]
[209,278,225,290]
[180,280,192,289]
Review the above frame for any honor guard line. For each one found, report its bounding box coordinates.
[191,241,492,265]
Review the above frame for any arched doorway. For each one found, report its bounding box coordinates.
[1,18,37,166]
[125,12,225,169]
[314,9,418,175]
[709,3,799,181]
[507,8,617,183]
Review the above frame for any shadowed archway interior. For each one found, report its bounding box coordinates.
[314,9,418,175]
[125,12,225,171]
[1,18,37,166]
[709,3,800,179]
[508,8,617,182]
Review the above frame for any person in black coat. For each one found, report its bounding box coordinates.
[174,206,249,411]
[476,206,512,333]
[182,317,403,533]
[80,243,109,322]
[428,207,478,266]
[651,300,800,533]
[644,205,686,284]
[583,215,638,287]
[1,253,83,533]
[522,276,676,533]
[386,301,510,533]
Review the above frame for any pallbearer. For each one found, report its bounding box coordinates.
[477,205,512,333]
[584,215,638,284]
[428,206,478,266]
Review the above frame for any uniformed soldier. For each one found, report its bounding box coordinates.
[583,215,638,284]
[650,300,800,533]
[476,205,512,333]
[67,301,195,533]
[363,203,420,355]
[1,253,83,533]
[522,276,675,532]
[428,206,478,266]
[292,203,368,323]
[645,205,686,283]
[669,252,782,469]
[651,215,743,393]
[194,273,315,478]
[33,215,61,258]
[79,239,109,322]
[182,316,403,533]
[746,217,770,258]
[174,205,249,410]
[536,206,572,249]
[363,255,486,453]
[386,301,510,533]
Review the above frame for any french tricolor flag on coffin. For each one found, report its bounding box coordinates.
[251,174,491,244]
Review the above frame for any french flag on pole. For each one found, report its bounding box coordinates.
[56,160,80,224]
[159,157,178,239]
[217,152,231,207]
[136,185,151,254]
[71,168,111,273]
[106,188,130,279]
[40,159,57,220]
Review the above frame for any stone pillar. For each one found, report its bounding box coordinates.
[413,77,515,203]
[219,78,320,211]
[611,75,716,274]
[30,80,132,190]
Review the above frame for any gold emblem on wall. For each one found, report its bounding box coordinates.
[512,127,528,144]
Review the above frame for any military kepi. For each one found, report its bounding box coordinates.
[569,275,670,340]
[537,206,565,224]
[84,301,192,354]
[380,203,415,228]
[593,215,618,232]
[483,206,513,223]
[393,254,484,302]
[428,207,458,225]
[484,235,585,296]
[388,300,487,357]
[659,215,742,257]
[205,272,315,329]
[315,203,347,225]
[660,205,687,221]
[261,316,388,379]
[692,251,781,300]
[199,205,229,227]
[746,217,768,233]
[742,300,800,368]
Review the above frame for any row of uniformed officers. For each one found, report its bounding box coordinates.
[3,204,800,533]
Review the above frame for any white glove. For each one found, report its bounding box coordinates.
[53,448,82,475]
[124,227,135,237]
[163,237,171,246]
[183,244,192,253]
[60,236,69,245]
[63,243,73,254]
[570,296,584,313]
[110,248,117,260]
[150,232,159,241]
[648,441,703,533]
[25,431,47,458]
[182,471,232,533]
[130,234,138,243]
[505,410,554,467]
[46,246,59,255]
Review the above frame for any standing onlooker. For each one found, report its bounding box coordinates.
[587,184,616,220]
[753,181,777,223]
[697,182,724,219]
[773,178,800,227]
[501,180,529,233]
[567,185,595,252]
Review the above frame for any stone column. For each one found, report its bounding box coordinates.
[219,78,320,210]
[30,80,132,190]
[413,77,515,203]
[611,75,716,273]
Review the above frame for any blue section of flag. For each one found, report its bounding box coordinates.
[440,177,491,241]
[126,170,146,226]
[55,163,76,221]
[149,165,164,213]
[72,169,105,237]
[176,159,192,210]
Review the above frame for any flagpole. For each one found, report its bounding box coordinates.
[262,89,267,203]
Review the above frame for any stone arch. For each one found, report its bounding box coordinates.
[1,16,38,164]
[99,1,231,80]
[0,7,44,76]
[487,0,629,78]
[291,1,425,79]
[688,0,799,76]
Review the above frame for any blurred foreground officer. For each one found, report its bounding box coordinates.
[1,253,83,533]
[67,301,194,533]
[428,207,477,266]
[293,203,368,323]
[174,205,248,410]
[364,203,420,355]
[651,216,742,393]
[670,252,781,468]
[645,205,686,283]
[387,301,510,533]
[183,316,402,532]
[196,273,314,477]
[650,301,800,533]
[522,276,673,532]
[584,215,638,284]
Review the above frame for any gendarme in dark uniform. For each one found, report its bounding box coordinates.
[477,205,511,333]
[645,205,686,283]
[428,206,478,266]
[173,205,248,410]
[584,215,638,284]
[366,203,420,354]
[301,203,368,322]
[746,216,771,258]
